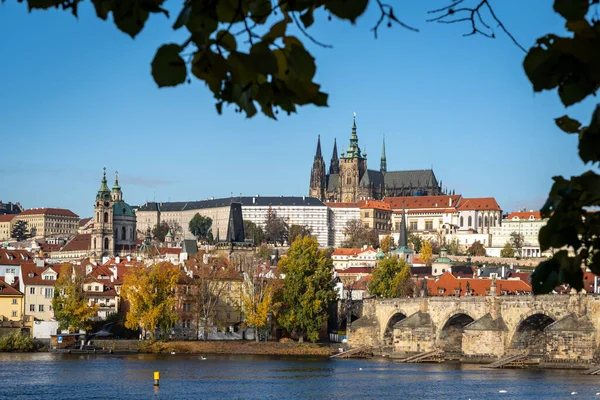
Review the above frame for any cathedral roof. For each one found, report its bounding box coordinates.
[383,169,438,189]
[458,197,501,211]
[359,170,383,188]
[327,174,339,192]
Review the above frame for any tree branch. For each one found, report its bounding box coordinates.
[291,11,333,48]
[427,0,526,52]
[371,0,419,39]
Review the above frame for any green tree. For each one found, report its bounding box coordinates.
[420,240,433,265]
[278,236,335,342]
[510,232,525,256]
[11,220,30,242]
[468,240,486,257]
[288,224,312,244]
[368,257,414,298]
[264,206,288,246]
[52,264,99,333]
[244,220,265,246]
[121,262,180,340]
[447,238,461,256]
[189,213,213,242]
[257,244,272,261]
[152,221,170,242]
[380,234,392,254]
[500,243,515,258]
[342,219,379,249]
[408,233,422,253]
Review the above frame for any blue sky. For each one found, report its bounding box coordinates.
[0,1,596,218]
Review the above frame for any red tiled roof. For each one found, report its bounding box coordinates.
[79,217,92,227]
[59,234,91,252]
[506,212,542,221]
[325,202,359,208]
[0,278,23,296]
[19,208,79,218]
[332,248,361,257]
[336,267,372,274]
[457,198,501,211]
[20,263,62,286]
[349,275,372,290]
[358,200,391,210]
[159,248,181,255]
[412,257,426,265]
[0,249,33,265]
[385,195,462,210]
[419,272,532,296]
[0,214,16,223]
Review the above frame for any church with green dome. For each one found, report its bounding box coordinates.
[90,168,137,262]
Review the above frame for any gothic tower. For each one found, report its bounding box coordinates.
[329,138,339,175]
[380,134,387,174]
[338,113,367,203]
[309,135,326,200]
[91,168,115,261]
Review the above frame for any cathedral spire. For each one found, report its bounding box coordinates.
[315,134,323,160]
[96,167,110,200]
[380,134,387,173]
[346,112,362,158]
[398,203,408,248]
[329,138,340,175]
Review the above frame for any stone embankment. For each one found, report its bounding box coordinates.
[139,340,334,356]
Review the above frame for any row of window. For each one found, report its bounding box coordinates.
[29,287,54,298]
[29,304,51,312]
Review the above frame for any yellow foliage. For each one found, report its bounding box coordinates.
[52,263,99,333]
[421,240,433,265]
[121,262,180,338]
[380,235,392,254]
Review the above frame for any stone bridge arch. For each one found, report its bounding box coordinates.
[382,311,409,345]
[436,310,477,353]
[508,309,559,355]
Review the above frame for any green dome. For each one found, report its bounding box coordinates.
[113,201,135,217]
[376,249,385,260]
[434,256,454,264]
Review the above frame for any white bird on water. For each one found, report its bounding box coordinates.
[571,392,578,395]
[170,351,176,355]
[200,356,207,360]
[498,390,507,394]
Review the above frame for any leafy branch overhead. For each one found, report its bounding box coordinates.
[22,0,523,120]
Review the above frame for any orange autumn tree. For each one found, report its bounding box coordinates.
[52,263,98,333]
[121,262,180,340]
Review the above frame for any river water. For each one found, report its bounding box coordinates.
[0,353,598,399]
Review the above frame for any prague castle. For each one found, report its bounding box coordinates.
[309,113,444,202]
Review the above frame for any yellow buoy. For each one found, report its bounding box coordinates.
[153,371,160,387]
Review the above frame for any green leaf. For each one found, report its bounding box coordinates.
[558,77,597,107]
[531,257,560,294]
[91,0,114,20]
[249,0,272,24]
[579,105,600,164]
[284,40,316,82]
[325,0,368,23]
[523,46,560,92]
[553,0,589,21]
[555,115,582,133]
[216,0,248,23]
[151,44,187,88]
[173,3,191,30]
[250,41,278,75]
[300,8,314,28]
[228,52,258,84]
[191,51,228,92]
[111,2,150,38]
[216,30,237,51]
[263,19,288,41]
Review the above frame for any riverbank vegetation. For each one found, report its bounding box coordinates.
[0,332,35,352]
[139,340,333,356]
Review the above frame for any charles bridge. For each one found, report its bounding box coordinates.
[347,293,600,363]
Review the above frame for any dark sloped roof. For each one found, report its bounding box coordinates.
[394,311,433,328]
[383,169,438,188]
[464,313,507,331]
[547,313,595,332]
[327,174,339,192]
[359,170,384,188]
[137,196,325,212]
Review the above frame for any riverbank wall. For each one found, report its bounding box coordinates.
[138,340,335,356]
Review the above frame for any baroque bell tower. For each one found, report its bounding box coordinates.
[91,167,115,261]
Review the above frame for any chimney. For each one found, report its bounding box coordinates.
[449,198,452,207]
[86,264,93,275]
[115,256,120,264]
[126,255,131,262]
[252,197,256,204]
[110,275,114,283]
